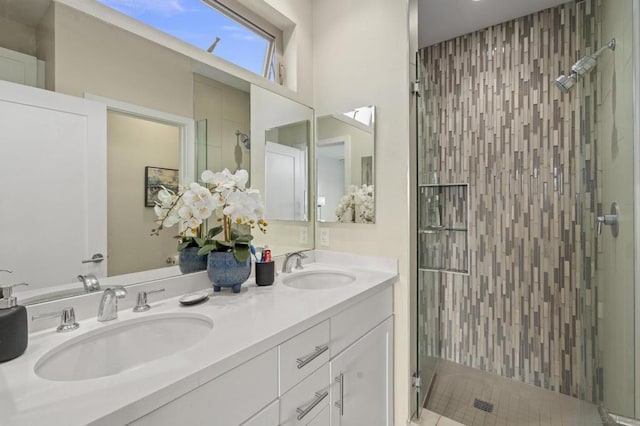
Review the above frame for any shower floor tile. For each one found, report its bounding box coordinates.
[424,360,602,426]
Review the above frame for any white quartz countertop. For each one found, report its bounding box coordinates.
[0,251,397,425]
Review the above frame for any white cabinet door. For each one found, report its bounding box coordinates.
[329,317,393,426]
[265,141,306,221]
[0,80,107,290]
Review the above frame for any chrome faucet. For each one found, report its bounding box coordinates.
[78,273,100,292]
[282,251,308,273]
[97,286,128,322]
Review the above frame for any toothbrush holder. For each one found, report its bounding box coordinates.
[255,261,275,286]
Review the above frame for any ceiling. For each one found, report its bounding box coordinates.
[418,0,571,47]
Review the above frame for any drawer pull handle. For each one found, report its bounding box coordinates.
[296,345,329,369]
[335,373,344,416]
[296,391,328,421]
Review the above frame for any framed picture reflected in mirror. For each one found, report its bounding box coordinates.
[145,166,179,207]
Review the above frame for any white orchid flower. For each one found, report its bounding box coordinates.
[162,214,180,228]
[202,169,234,192]
[231,169,249,190]
[152,168,267,240]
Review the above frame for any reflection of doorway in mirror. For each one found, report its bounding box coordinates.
[361,156,373,186]
[317,136,351,222]
[107,112,181,277]
[265,141,307,221]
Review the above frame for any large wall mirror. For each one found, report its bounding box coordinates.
[316,106,375,223]
[0,0,313,305]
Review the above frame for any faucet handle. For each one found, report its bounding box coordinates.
[32,307,79,332]
[133,288,165,313]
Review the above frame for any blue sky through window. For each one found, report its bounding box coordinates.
[97,0,271,77]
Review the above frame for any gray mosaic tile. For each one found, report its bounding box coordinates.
[417,0,601,402]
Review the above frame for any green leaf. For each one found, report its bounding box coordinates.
[177,240,191,251]
[207,226,223,238]
[233,245,250,263]
[215,240,233,249]
[235,234,254,243]
[193,236,205,247]
[197,244,216,256]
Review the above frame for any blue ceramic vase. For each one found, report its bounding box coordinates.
[207,251,251,293]
[178,247,208,274]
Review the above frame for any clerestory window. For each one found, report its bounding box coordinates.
[97,0,281,82]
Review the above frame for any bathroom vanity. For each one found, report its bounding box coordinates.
[0,251,396,426]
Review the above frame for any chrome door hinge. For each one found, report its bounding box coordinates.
[412,371,422,393]
[412,80,421,96]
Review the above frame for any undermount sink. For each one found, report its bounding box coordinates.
[282,269,356,290]
[34,313,213,381]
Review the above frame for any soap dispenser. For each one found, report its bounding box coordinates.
[0,271,28,362]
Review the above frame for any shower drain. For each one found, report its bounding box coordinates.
[473,399,494,413]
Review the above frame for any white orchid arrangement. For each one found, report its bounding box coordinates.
[151,168,267,262]
[335,184,375,223]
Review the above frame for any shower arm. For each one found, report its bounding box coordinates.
[592,38,616,59]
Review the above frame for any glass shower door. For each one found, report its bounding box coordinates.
[576,0,637,421]
[415,50,441,416]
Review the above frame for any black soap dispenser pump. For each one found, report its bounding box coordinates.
[0,271,28,362]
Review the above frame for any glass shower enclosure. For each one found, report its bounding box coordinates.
[414,0,639,422]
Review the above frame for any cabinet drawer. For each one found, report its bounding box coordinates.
[331,286,392,356]
[306,405,330,426]
[280,363,330,426]
[279,320,330,394]
[131,348,278,426]
[241,400,279,426]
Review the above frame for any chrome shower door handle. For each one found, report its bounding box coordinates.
[596,202,619,237]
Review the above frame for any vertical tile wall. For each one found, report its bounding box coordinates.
[418,1,602,399]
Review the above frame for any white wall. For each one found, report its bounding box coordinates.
[194,74,251,173]
[312,0,412,423]
[262,0,314,104]
[53,3,194,117]
[0,16,37,56]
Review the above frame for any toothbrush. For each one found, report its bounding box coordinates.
[250,245,260,262]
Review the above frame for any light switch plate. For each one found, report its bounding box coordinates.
[299,226,308,244]
[320,228,330,246]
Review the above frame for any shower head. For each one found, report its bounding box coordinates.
[555,38,615,93]
[571,55,598,76]
[554,74,577,93]
[235,130,250,150]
